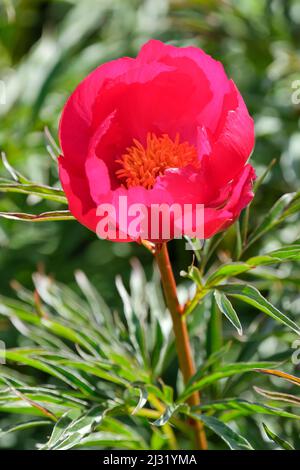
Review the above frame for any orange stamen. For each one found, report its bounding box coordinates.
[116,132,199,189]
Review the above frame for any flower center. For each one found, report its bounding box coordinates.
[116,132,199,189]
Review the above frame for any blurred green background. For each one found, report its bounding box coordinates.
[0,0,300,449]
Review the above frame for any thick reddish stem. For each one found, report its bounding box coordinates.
[155,242,207,450]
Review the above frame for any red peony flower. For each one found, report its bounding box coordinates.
[58,40,255,242]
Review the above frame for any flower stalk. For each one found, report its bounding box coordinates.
[155,242,207,450]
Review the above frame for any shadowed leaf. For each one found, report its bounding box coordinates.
[262,423,294,450]
[188,413,253,450]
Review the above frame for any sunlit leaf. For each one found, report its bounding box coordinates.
[254,386,300,406]
[247,244,300,266]
[78,431,143,450]
[0,210,74,222]
[214,291,243,336]
[43,409,81,449]
[130,387,148,415]
[0,182,67,204]
[193,398,300,420]
[217,284,300,335]
[152,404,187,426]
[255,369,300,386]
[179,362,275,401]
[51,405,105,450]
[206,263,251,287]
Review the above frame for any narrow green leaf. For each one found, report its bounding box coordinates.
[40,318,99,356]
[254,386,300,406]
[279,191,300,220]
[0,366,30,387]
[38,360,96,395]
[246,193,296,248]
[75,270,115,333]
[202,244,300,288]
[152,404,187,426]
[206,263,252,287]
[269,244,300,260]
[235,220,242,259]
[1,378,57,421]
[0,419,51,436]
[150,318,165,375]
[54,359,127,386]
[201,231,227,272]
[262,423,294,450]
[179,362,275,401]
[246,255,282,266]
[247,244,300,266]
[188,413,253,450]
[181,265,203,287]
[115,275,147,366]
[61,406,104,436]
[161,383,174,405]
[255,368,300,386]
[254,159,277,193]
[50,432,83,450]
[131,387,148,415]
[241,159,276,251]
[0,210,74,222]
[193,398,300,420]
[44,126,61,157]
[1,152,30,183]
[190,342,232,383]
[2,350,95,394]
[217,284,300,335]
[44,409,81,449]
[0,386,87,408]
[214,291,243,336]
[0,182,67,204]
[78,432,143,450]
[0,403,51,417]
